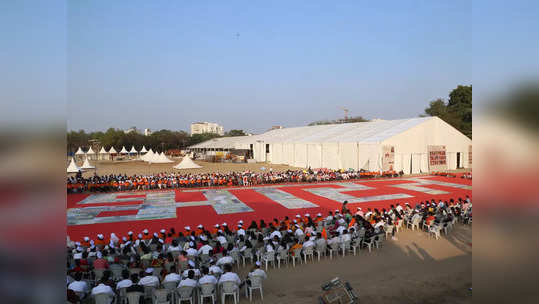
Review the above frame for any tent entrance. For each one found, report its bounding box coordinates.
[456,152,462,168]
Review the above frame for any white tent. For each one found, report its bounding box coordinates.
[141,149,154,162]
[108,146,117,154]
[173,156,202,169]
[189,117,472,173]
[120,146,128,154]
[87,147,95,155]
[75,147,85,155]
[156,152,174,163]
[129,146,138,154]
[81,156,95,169]
[98,147,109,160]
[140,146,148,153]
[67,157,82,173]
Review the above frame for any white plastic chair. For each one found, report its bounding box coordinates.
[126,291,143,304]
[291,248,302,267]
[199,283,216,304]
[246,275,264,302]
[220,281,239,304]
[144,286,156,302]
[327,245,338,259]
[152,288,170,304]
[362,236,376,253]
[315,243,327,261]
[340,241,351,257]
[94,293,113,304]
[302,246,315,263]
[429,225,441,239]
[385,225,394,239]
[261,251,275,270]
[162,282,177,304]
[241,248,254,266]
[276,249,289,268]
[177,286,195,304]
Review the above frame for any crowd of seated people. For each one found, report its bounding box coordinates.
[66,168,401,194]
[66,196,471,303]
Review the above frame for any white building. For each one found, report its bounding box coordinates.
[144,128,152,136]
[188,117,472,174]
[190,122,224,136]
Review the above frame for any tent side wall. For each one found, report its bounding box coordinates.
[382,117,472,172]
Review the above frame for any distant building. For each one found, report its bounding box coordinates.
[270,126,284,130]
[144,128,152,136]
[124,127,138,134]
[191,122,224,136]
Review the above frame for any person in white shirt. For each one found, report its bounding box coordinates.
[216,233,228,246]
[294,226,304,238]
[163,266,182,284]
[91,280,115,304]
[327,233,341,250]
[182,260,201,278]
[325,212,334,222]
[186,244,198,257]
[178,270,198,288]
[237,225,246,236]
[139,268,159,287]
[198,241,213,255]
[269,229,282,240]
[303,236,315,249]
[216,249,234,266]
[218,264,241,290]
[355,207,364,218]
[116,270,133,289]
[340,230,351,242]
[209,260,223,276]
[336,224,346,235]
[198,266,218,286]
[248,261,267,280]
[68,272,90,299]
[315,232,327,248]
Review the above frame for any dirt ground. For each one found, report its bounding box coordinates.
[234,224,472,304]
[72,158,303,178]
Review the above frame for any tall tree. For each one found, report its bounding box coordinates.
[422,85,472,138]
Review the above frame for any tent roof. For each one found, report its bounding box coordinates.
[86,147,95,154]
[140,146,148,153]
[75,147,85,155]
[129,146,138,153]
[173,156,202,169]
[120,146,128,153]
[108,147,117,154]
[67,158,81,173]
[189,117,433,148]
[81,156,95,169]
[99,147,108,154]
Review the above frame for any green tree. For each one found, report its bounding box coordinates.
[422,85,472,138]
[224,129,247,137]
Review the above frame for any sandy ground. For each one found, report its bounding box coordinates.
[72,158,302,178]
[232,224,472,304]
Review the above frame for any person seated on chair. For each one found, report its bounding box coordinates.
[218,263,241,291]
[240,261,267,289]
[180,260,199,277]
[138,268,159,287]
[116,270,133,289]
[126,274,145,293]
[209,259,223,277]
[125,274,145,304]
[303,236,315,250]
[327,233,340,250]
[216,249,234,266]
[163,265,182,284]
[340,229,351,243]
[67,272,90,300]
[289,238,303,256]
[315,232,327,248]
[178,269,198,288]
[197,266,218,286]
[91,279,115,304]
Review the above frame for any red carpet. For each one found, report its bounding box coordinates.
[67,176,471,242]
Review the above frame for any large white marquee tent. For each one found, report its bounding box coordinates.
[189,117,472,174]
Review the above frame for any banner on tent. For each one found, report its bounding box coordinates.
[382,146,395,171]
[468,145,472,167]
[428,145,447,171]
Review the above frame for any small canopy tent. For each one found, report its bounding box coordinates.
[129,146,138,154]
[67,157,82,173]
[86,147,96,160]
[141,149,154,162]
[120,146,128,154]
[98,147,109,160]
[140,146,148,153]
[81,156,95,169]
[156,152,174,163]
[108,147,117,154]
[74,147,85,160]
[173,156,202,169]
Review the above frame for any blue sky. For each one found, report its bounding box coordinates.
[2,1,537,133]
